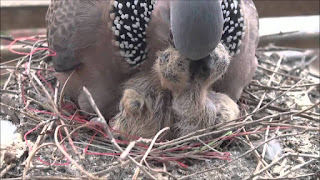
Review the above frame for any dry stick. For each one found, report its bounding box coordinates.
[0,35,48,48]
[58,119,79,154]
[252,56,282,177]
[242,126,272,179]
[257,59,289,72]
[29,77,42,97]
[0,66,50,71]
[55,81,80,156]
[27,40,42,75]
[51,123,102,163]
[2,55,26,90]
[243,127,272,179]
[208,78,306,136]
[218,111,291,133]
[276,101,320,123]
[250,81,320,91]
[17,74,24,105]
[261,118,273,167]
[132,127,170,180]
[242,96,318,121]
[244,89,261,101]
[145,114,290,165]
[179,132,304,180]
[55,124,88,148]
[142,127,170,164]
[0,89,20,94]
[284,55,319,83]
[58,70,75,110]
[257,44,305,52]
[93,158,132,176]
[82,87,157,180]
[0,57,20,66]
[30,73,57,111]
[32,74,96,178]
[54,124,98,179]
[259,31,319,48]
[243,78,305,118]
[119,138,142,160]
[257,65,305,81]
[22,123,50,180]
[258,102,320,139]
[254,120,273,177]
[278,159,317,178]
[30,72,80,144]
[30,72,78,153]
[0,102,44,123]
[247,153,319,179]
[260,122,319,132]
[255,55,283,114]
[256,173,317,180]
[280,83,320,88]
[238,110,269,172]
[235,135,275,179]
[119,137,153,161]
[197,138,222,153]
[144,161,178,180]
[22,143,57,176]
[41,83,61,145]
[26,41,44,96]
[18,176,80,180]
[0,164,16,178]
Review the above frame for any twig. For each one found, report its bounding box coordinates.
[277,101,320,122]
[0,163,16,178]
[119,138,142,161]
[0,35,47,48]
[242,96,318,121]
[54,124,98,179]
[0,66,51,71]
[179,132,304,180]
[247,153,319,179]
[58,70,75,110]
[257,65,305,81]
[260,122,319,132]
[256,173,317,180]
[132,127,170,180]
[22,123,51,179]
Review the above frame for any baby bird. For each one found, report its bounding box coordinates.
[113,44,239,139]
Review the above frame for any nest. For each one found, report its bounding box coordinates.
[0,36,319,179]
